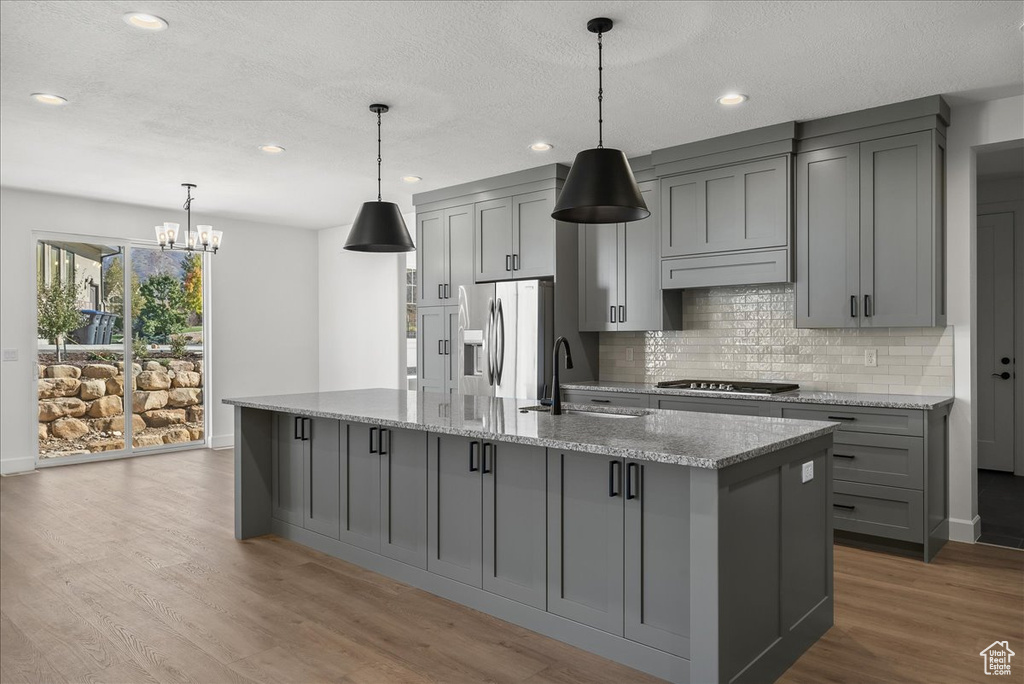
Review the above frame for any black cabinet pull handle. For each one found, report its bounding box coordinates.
[370,427,378,454]
[469,441,480,472]
[608,460,621,497]
[850,295,857,318]
[482,443,494,474]
[619,305,625,323]
[505,255,512,272]
[444,339,450,356]
[864,294,872,317]
[438,284,443,300]
[626,462,639,500]
[833,503,856,511]
[294,416,301,440]
[299,418,309,441]
[590,398,611,403]
[380,429,389,455]
[828,415,856,421]
[993,372,1011,380]
[610,306,617,324]
[833,453,856,459]
[512,254,520,271]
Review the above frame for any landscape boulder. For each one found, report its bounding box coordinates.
[38,398,87,422]
[188,427,204,441]
[133,433,165,448]
[116,361,143,375]
[81,364,118,379]
[46,364,81,379]
[167,360,195,373]
[38,423,48,441]
[142,408,186,427]
[50,417,90,440]
[132,390,168,413]
[79,379,107,401]
[106,375,132,397]
[143,361,164,371]
[95,414,146,433]
[162,428,192,444]
[167,388,202,408]
[87,395,123,418]
[186,406,204,423]
[172,371,201,388]
[89,438,125,453]
[38,377,81,399]
[136,370,171,391]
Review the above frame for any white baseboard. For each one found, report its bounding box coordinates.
[0,456,37,475]
[948,515,981,543]
[210,434,233,450]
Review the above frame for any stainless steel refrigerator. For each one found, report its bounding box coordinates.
[455,280,554,400]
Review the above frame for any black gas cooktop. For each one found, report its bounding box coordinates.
[654,379,800,395]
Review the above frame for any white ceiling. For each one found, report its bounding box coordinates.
[1,1,1022,230]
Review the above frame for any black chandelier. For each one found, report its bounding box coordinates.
[154,183,223,253]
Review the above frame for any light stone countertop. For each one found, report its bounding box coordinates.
[561,381,954,410]
[223,388,837,470]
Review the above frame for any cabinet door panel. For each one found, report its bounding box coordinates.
[303,418,341,539]
[428,434,483,586]
[796,145,861,328]
[418,307,447,395]
[547,451,624,636]
[860,131,934,327]
[624,461,690,658]
[578,223,618,332]
[341,423,381,552]
[418,211,445,306]
[482,442,547,609]
[445,204,474,300]
[272,413,305,526]
[621,181,662,330]
[381,427,428,568]
[475,198,513,282]
[661,175,700,258]
[513,189,556,279]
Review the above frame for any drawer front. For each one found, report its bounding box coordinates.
[661,249,789,290]
[832,481,923,543]
[653,396,768,416]
[832,433,924,489]
[562,390,651,409]
[776,404,923,437]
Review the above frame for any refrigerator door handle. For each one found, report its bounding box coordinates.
[486,299,495,386]
[495,298,505,385]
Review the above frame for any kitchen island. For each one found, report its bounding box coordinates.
[225,388,838,684]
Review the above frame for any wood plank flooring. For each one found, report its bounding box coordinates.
[1,448,1021,684]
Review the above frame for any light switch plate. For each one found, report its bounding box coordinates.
[801,461,814,483]
[864,348,877,367]
[2,349,17,362]
[625,347,634,363]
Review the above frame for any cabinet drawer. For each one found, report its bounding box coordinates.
[832,433,924,489]
[661,249,789,290]
[776,404,923,437]
[653,396,768,416]
[562,390,650,409]
[833,481,923,543]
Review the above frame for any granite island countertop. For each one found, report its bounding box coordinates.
[561,380,954,410]
[224,388,837,470]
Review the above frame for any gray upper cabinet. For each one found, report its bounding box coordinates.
[340,423,381,552]
[578,181,668,331]
[475,190,556,282]
[796,131,945,328]
[661,156,790,257]
[475,197,514,282]
[418,205,473,305]
[273,413,305,526]
[380,426,428,568]
[303,417,341,539]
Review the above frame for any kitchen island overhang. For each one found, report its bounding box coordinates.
[226,389,838,684]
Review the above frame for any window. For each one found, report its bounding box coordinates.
[406,252,417,389]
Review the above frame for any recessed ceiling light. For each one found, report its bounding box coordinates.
[258,145,286,154]
[30,93,68,106]
[530,142,553,152]
[716,93,748,106]
[123,12,168,31]
[401,176,422,183]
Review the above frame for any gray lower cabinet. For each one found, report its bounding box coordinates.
[340,423,381,552]
[428,434,483,585]
[273,413,306,526]
[652,396,768,416]
[303,417,341,539]
[562,389,651,409]
[379,426,428,568]
[796,130,945,328]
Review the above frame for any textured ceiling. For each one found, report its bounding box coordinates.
[1,1,1021,230]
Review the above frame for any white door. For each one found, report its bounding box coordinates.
[977,212,1015,471]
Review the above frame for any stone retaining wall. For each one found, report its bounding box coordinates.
[38,358,204,458]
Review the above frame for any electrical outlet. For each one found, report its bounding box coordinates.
[625,347,634,362]
[801,461,814,483]
[2,349,17,362]
[864,348,877,367]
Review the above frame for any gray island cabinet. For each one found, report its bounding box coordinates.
[227,389,838,684]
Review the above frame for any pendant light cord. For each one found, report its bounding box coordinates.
[183,186,192,244]
[597,30,604,148]
[376,109,383,202]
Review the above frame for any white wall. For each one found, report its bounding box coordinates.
[946,95,1024,541]
[0,187,320,473]
[317,220,406,392]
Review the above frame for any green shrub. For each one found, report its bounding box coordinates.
[37,276,84,362]
[137,274,187,342]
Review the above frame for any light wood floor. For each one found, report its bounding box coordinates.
[1,449,1021,684]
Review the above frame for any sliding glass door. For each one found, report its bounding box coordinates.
[36,237,207,464]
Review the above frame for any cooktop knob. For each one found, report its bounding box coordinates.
[700,382,709,389]
[690,382,699,389]
[724,384,734,391]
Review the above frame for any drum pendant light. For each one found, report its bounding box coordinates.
[344,104,416,252]
[552,18,649,224]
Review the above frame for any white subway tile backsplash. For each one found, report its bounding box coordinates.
[598,284,953,395]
